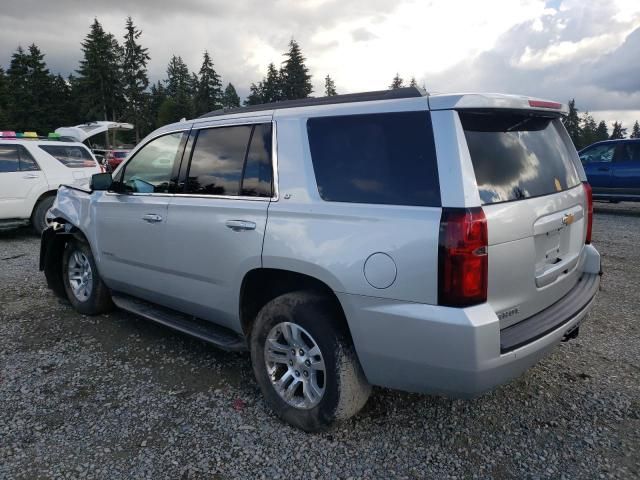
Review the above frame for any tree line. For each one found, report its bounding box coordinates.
[0,18,330,143]
[0,16,638,148]
[562,99,640,150]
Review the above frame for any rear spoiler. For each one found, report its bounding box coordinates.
[428,93,568,115]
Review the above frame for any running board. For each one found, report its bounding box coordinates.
[111,292,246,351]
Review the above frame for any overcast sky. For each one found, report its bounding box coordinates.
[1,0,639,127]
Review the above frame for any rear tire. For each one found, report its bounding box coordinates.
[250,291,371,432]
[32,196,55,235]
[62,239,113,315]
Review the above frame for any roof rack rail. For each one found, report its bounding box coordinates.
[198,87,426,119]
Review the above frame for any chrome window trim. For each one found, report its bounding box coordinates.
[112,128,189,178]
[271,120,279,201]
[106,120,279,202]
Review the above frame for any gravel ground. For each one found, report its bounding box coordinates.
[1,203,639,479]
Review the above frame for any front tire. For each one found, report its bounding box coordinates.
[62,239,113,315]
[250,291,371,432]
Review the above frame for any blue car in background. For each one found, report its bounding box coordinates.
[579,139,640,202]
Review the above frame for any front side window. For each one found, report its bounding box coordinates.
[579,144,615,164]
[462,112,581,205]
[121,132,184,193]
[306,111,441,206]
[0,144,19,173]
[185,125,253,196]
[39,145,95,168]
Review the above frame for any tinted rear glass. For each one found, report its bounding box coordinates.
[241,124,273,197]
[461,112,580,205]
[307,111,440,207]
[186,125,252,196]
[39,145,96,168]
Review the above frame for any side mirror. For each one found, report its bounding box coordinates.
[90,172,113,191]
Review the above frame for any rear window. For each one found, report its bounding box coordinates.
[461,111,580,205]
[39,145,96,168]
[307,111,440,207]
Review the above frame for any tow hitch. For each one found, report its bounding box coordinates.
[561,324,580,342]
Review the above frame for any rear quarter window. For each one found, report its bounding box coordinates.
[39,144,96,168]
[461,111,580,205]
[306,111,440,207]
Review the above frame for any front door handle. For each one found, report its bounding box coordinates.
[22,174,39,179]
[225,219,256,231]
[142,213,163,223]
[597,166,610,171]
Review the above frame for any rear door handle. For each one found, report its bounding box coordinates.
[225,220,256,231]
[142,213,163,223]
[597,166,610,171]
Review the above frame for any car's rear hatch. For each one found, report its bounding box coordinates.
[459,109,588,328]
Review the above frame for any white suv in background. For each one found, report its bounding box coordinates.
[0,135,101,233]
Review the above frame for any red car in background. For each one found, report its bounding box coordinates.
[105,149,131,171]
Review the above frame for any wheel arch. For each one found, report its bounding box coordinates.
[239,268,353,341]
[30,190,58,219]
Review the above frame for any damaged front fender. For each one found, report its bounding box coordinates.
[39,185,95,299]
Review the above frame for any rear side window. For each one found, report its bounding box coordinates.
[616,142,640,162]
[18,146,40,171]
[39,145,96,168]
[307,111,440,207]
[461,112,581,205]
[241,124,273,197]
[184,123,273,197]
[0,144,40,172]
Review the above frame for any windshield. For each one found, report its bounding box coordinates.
[460,111,580,205]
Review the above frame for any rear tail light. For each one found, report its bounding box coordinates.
[583,181,593,244]
[438,207,488,307]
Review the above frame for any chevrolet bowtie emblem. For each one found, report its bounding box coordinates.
[562,213,575,226]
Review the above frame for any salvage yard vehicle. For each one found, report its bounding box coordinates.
[40,87,602,431]
[579,138,640,202]
[0,131,101,233]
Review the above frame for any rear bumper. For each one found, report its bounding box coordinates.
[340,245,601,397]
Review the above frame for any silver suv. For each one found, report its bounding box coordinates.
[40,88,601,431]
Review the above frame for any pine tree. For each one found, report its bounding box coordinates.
[195,51,223,115]
[48,74,78,129]
[164,55,193,121]
[595,120,608,142]
[0,67,9,127]
[609,121,627,139]
[77,19,124,129]
[409,77,418,88]
[562,99,581,146]
[148,80,167,129]
[280,39,312,100]
[244,82,264,106]
[389,73,404,89]
[7,44,54,132]
[579,112,598,150]
[324,75,337,96]
[631,121,640,139]
[262,63,282,103]
[122,17,150,142]
[222,83,240,108]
